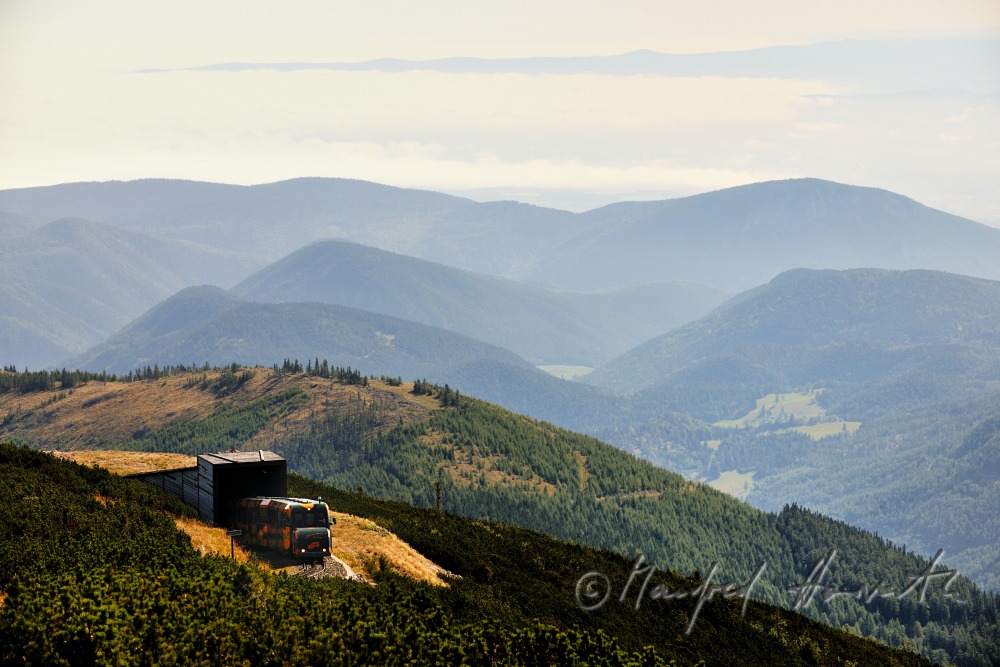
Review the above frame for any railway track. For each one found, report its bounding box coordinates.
[295,555,364,581]
[297,558,328,578]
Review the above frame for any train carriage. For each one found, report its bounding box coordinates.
[236,496,334,561]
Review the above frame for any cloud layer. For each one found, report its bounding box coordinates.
[1,3,997,222]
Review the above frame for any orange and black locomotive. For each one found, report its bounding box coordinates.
[236,496,334,562]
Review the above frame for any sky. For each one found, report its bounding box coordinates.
[1,1,999,223]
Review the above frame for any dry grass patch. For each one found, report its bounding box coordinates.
[1,375,219,449]
[3,371,440,456]
[244,376,435,450]
[92,493,114,505]
[233,511,452,586]
[706,470,755,500]
[50,450,195,476]
[434,437,558,494]
[377,381,442,411]
[439,455,557,495]
[715,390,826,428]
[175,517,252,564]
[329,512,452,586]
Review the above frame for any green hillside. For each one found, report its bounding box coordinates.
[739,387,1000,592]
[0,443,943,666]
[2,367,996,665]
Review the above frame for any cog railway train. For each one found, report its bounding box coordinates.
[235,496,335,562]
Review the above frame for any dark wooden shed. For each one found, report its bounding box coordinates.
[131,450,286,526]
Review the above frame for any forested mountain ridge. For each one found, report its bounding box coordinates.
[0,443,943,666]
[1,367,996,665]
[587,268,1000,395]
[581,268,1000,597]
[66,285,532,380]
[231,239,727,365]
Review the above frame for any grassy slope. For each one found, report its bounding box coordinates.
[0,370,432,451]
[0,370,791,581]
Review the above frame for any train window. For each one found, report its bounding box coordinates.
[291,509,327,528]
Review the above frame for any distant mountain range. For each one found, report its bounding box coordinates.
[4,176,1000,371]
[6,175,1000,592]
[0,178,578,276]
[1,218,262,368]
[3,177,999,295]
[231,239,726,365]
[13,221,1000,594]
[532,179,1000,291]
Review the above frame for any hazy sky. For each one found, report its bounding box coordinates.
[2,1,998,222]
